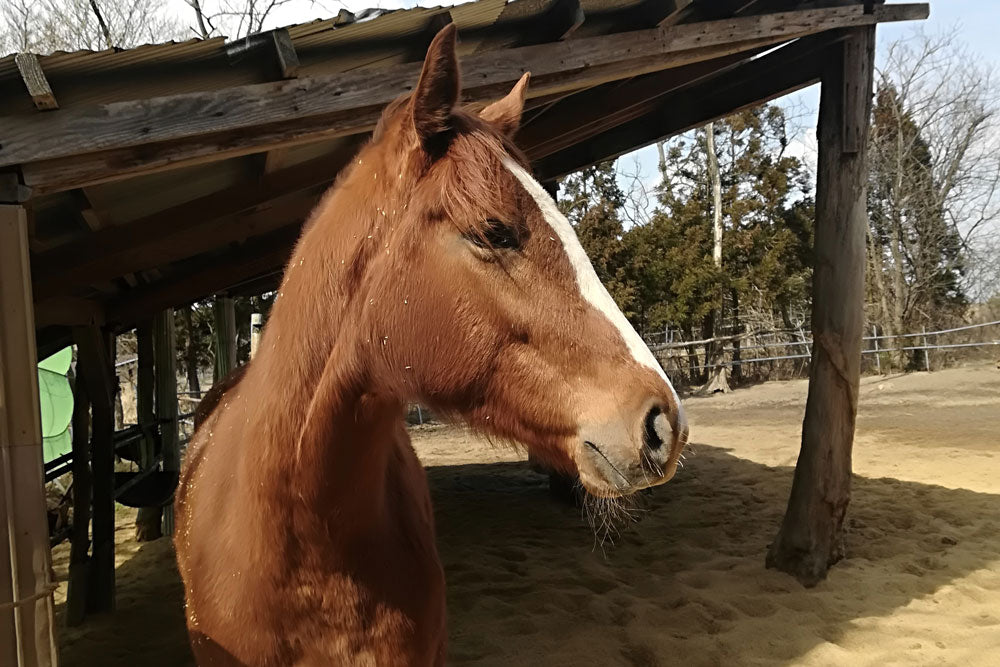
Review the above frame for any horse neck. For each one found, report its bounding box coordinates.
[238,154,405,522]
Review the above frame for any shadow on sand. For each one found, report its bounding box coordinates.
[55,445,1000,666]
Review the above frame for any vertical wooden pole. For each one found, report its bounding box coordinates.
[0,205,58,666]
[213,296,236,383]
[65,371,92,626]
[134,323,161,542]
[767,27,875,586]
[155,310,179,536]
[73,325,116,613]
[872,325,881,375]
[922,327,930,371]
[250,313,263,360]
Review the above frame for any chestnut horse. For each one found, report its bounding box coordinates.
[175,25,688,666]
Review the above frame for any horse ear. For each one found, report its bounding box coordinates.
[480,73,530,137]
[411,23,460,149]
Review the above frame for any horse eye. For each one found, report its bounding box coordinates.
[468,219,521,251]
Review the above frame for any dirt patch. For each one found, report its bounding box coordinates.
[52,364,1000,665]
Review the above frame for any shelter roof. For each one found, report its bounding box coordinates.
[0,0,928,356]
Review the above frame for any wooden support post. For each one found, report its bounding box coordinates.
[541,180,558,200]
[922,326,931,371]
[872,325,881,374]
[766,27,875,586]
[154,310,179,536]
[250,313,263,360]
[65,371,92,626]
[213,296,237,383]
[134,323,161,542]
[73,324,116,612]
[0,205,58,666]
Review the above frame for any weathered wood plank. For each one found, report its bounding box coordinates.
[106,229,298,327]
[154,309,178,536]
[71,324,116,613]
[272,29,300,79]
[14,53,58,110]
[766,25,875,586]
[30,143,360,301]
[534,33,829,179]
[520,43,776,159]
[3,4,928,194]
[0,172,32,203]
[0,205,58,666]
[65,368,91,627]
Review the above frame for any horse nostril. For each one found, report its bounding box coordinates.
[643,405,664,451]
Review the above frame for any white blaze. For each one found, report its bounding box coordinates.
[503,158,683,415]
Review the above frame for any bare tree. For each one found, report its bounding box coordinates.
[867,30,1000,366]
[1,0,185,54]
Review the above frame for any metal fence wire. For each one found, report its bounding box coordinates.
[646,320,1000,373]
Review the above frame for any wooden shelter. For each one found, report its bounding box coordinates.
[0,0,927,663]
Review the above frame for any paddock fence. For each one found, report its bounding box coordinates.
[644,320,1000,386]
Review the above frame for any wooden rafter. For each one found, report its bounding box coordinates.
[1,4,928,195]
[534,32,835,180]
[105,228,299,327]
[520,45,774,159]
[30,142,359,301]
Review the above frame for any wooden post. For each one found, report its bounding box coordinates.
[766,26,875,586]
[73,324,116,612]
[250,312,263,359]
[65,371,92,626]
[155,310,179,536]
[922,326,930,372]
[0,205,58,666]
[872,325,881,375]
[213,296,237,382]
[134,323,161,542]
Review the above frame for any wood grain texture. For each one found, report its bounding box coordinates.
[3,4,928,194]
[533,33,832,179]
[766,25,875,586]
[14,53,58,110]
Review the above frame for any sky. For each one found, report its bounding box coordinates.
[163,0,1000,207]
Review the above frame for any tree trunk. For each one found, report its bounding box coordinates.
[767,27,874,586]
[699,122,730,394]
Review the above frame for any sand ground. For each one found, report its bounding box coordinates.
[52,364,1000,666]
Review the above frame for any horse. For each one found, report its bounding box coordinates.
[175,24,688,666]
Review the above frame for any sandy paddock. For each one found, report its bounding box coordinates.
[52,364,1000,666]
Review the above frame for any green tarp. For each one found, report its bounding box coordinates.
[38,346,73,464]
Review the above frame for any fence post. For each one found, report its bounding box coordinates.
[872,325,881,375]
[922,326,931,372]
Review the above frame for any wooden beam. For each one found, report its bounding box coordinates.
[4,4,929,194]
[33,296,105,328]
[766,25,875,586]
[71,324,116,613]
[271,29,300,79]
[65,368,91,627]
[153,309,178,536]
[0,173,32,204]
[614,0,694,31]
[133,321,162,541]
[533,34,830,180]
[520,44,777,159]
[475,0,585,51]
[29,143,359,301]
[14,53,58,111]
[213,296,237,382]
[0,205,58,667]
[106,229,299,328]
